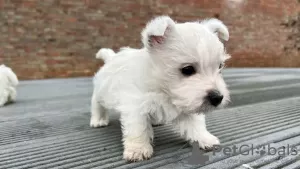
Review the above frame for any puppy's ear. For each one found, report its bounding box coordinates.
[224,54,231,61]
[141,16,176,48]
[201,19,229,41]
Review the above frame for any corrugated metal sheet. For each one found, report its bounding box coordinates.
[0,69,300,169]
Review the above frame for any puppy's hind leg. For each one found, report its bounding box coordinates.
[0,90,9,107]
[8,87,17,103]
[90,93,109,127]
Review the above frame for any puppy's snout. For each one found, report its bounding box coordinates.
[207,90,223,107]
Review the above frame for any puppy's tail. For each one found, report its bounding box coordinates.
[2,66,19,86]
[95,48,116,63]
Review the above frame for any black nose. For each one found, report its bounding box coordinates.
[207,90,223,107]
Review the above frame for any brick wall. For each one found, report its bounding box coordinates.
[0,0,299,80]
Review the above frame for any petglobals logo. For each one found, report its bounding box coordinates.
[187,142,299,165]
[212,144,298,156]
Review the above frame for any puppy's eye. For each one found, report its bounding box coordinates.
[181,65,196,76]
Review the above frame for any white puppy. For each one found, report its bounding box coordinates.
[0,64,18,107]
[91,16,231,161]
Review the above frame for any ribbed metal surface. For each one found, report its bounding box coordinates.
[1,68,300,169]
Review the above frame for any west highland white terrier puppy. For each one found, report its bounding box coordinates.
[0,64,18,107]
[91,16,231,161]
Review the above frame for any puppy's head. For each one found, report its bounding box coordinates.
[142,16,231,114]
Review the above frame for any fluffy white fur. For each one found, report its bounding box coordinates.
[91,16,231,161]
[0,64,18,107]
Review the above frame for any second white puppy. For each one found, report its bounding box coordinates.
[0,64,18,107]
[91,16,231,161]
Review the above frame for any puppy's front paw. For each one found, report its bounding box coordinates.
[197,132,220,150]
[123,143,153,162]
[90,118,109,128]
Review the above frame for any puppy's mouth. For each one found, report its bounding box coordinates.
[174,98,228,114]
[196,101,216,114]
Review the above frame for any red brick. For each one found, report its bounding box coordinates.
[0,0,299,80]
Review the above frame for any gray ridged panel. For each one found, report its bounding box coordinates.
[1,69,300,169]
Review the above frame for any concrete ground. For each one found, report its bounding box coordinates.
[0,68,300,169]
